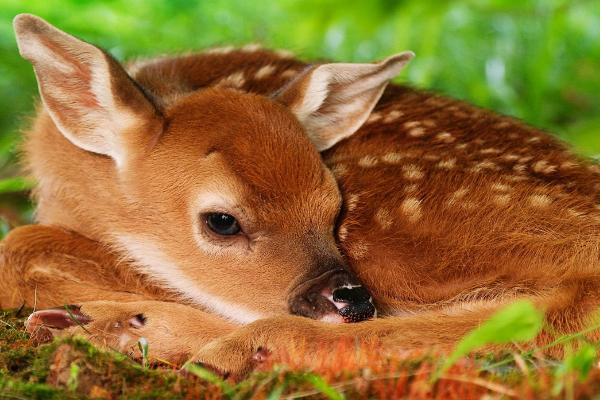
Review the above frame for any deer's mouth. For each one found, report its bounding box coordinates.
[288,269,377,323]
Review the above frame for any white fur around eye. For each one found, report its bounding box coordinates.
[190,191,251,255]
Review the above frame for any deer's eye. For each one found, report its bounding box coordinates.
[205,213,241,236]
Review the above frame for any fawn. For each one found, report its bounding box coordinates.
[2,13,600,376]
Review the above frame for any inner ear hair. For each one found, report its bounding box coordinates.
[274,51,414,151]
[13,13,163,168]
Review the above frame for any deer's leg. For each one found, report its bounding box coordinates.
[0,225,237,364]
[190,285,599,377]
[26,300,237,365]
[0,225,170,309]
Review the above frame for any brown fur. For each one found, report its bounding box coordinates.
[3,14,600,377]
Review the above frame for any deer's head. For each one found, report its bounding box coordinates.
[14,14,413,323]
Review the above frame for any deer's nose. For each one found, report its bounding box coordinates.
[331,286,376,322]
[288,268,376,323]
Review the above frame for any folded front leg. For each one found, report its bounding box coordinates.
[26,300,237,365]
[190,288,596,377]
[0,225,172,308]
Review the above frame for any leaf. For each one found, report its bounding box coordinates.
[0,177,34,193]
[303,373,344,400]
[438,300,544,377]
[561,342,598,381]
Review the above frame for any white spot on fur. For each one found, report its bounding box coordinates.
[409,127,426,137]
[532,160,557,174]
[423,154,440,161]
[437,158,456,169]
[404,184,419,193]
[491,183,512,192]
[382,152,404,164]
[493,194,511,206]
[436,132,455,143]
[346,194,360,212]
[374,208,392,230]
[567,209,586,218]
[447,188,468,206]
[205,46,235,54]
[494,121,511,129]
[502,154,520,161]
[383,110,403,123]
[519,156,533,163]
[471,160,498,172]
[513,164,527,174]
[560,161,577,170]
[281,69,298,79]
[358,155,378,168]
[480,148,501,154]
[505,175,528,182]
[461,201,477,210]
[402,164,424,180]
[404,121,421,129]
[401,197,422,222]
[217,71,246,88]
[254,64,276,79]
[330,164,348,178]
[367,112,382,123]
[528,194,552,208]
[338,224,349,242]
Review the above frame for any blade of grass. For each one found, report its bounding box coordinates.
[302,373,344,400]
[63,305,91,334]
[434,300,543,380]
[137,337,149,369]
[0,177,34,193]
[481,320,600,372]
[184,362,235,398]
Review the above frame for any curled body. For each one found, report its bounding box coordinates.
[2,14,600,376]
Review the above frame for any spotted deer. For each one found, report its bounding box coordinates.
[2,13,600,376]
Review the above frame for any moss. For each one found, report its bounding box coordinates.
[0,309,221,399]
[4,307,600,399]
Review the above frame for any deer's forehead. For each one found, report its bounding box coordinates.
[165,88,300,132]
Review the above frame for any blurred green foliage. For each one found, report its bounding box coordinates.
[0,0,599,227]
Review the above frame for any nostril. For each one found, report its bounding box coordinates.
[332,286,371,304]
[339,301,376,322]
[331,286,376,323]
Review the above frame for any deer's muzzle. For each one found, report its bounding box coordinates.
[288,268,376,323]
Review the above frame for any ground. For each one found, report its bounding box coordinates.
[2,304,600,399]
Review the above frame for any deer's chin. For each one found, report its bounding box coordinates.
[319,313,346,324]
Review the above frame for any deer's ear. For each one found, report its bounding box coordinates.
[275,52,414,151]
[13,14,162,168]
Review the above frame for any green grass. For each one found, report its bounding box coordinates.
[2,302,600,399]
